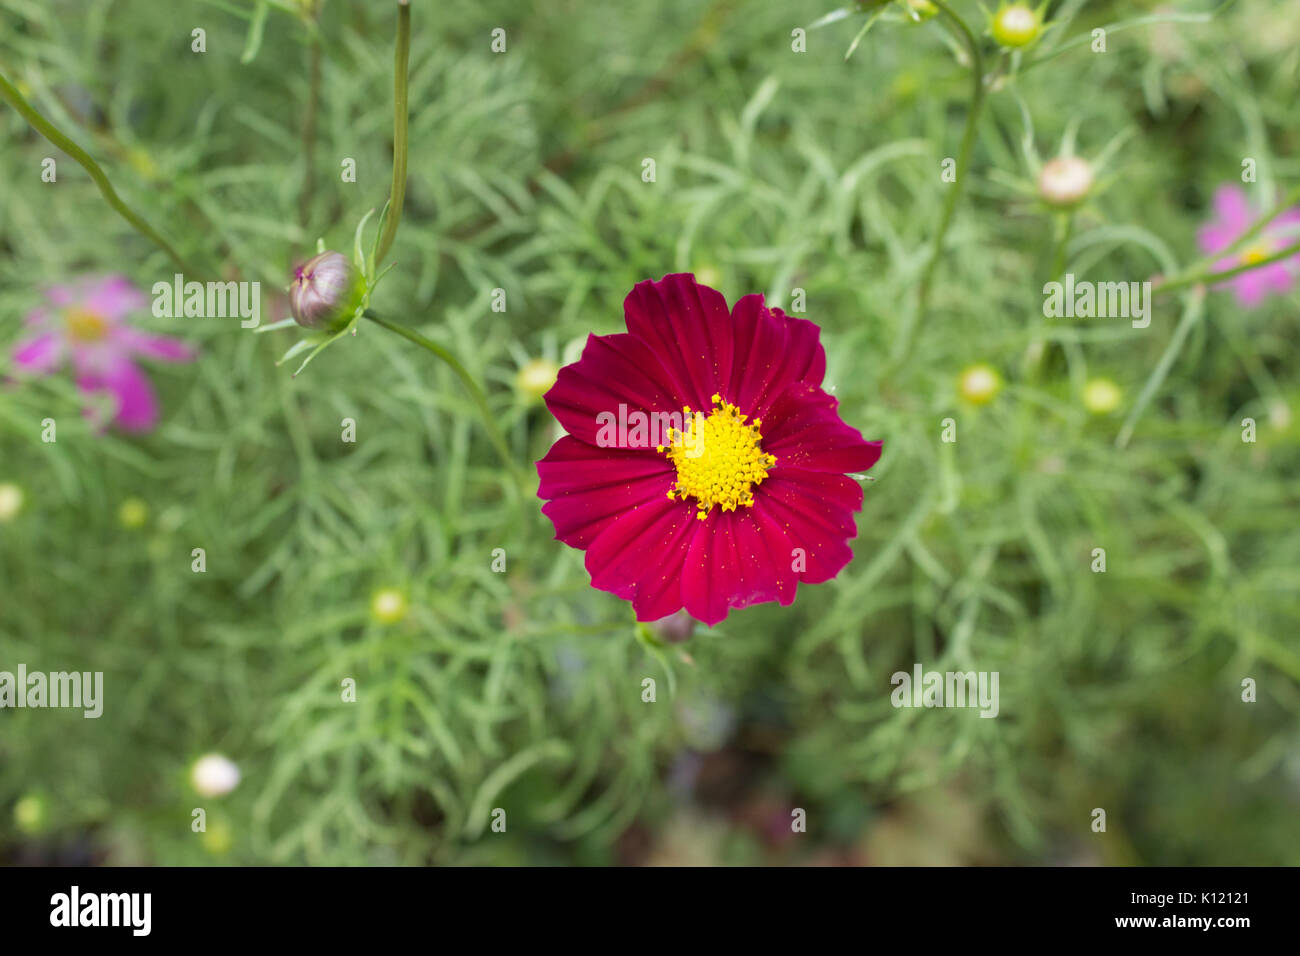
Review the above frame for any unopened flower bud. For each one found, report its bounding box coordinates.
[1082,378,1122,415]
[991,3,1043,48]
[370,587,409,624]
[0,483,23,523]
[1038,156,1094,207]
[903,0,938,22]
[517,358,559,401]
[958,363,1003,405]
[652,609,696,644]
[191,753,241,798]
[289,251,365,331]
[201,818,234,856]
[14,793,49,835]
[119,497,149,529]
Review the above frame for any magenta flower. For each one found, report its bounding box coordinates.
[11,275,194,432]
[537,273,882,627]
[1197,184,1300,307]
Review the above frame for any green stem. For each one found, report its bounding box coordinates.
[1154,238,1300,296]
[374,0,410,268]
[362,310,527,495]
[1049,210,1075,283]
[298,26,323,231]
[1115,292,1205,449]
[0,71,194,274]
[1172,184,1300,282]
[893,0,986,364]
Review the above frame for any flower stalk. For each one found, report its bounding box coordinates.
[894,0,987,363]
[374,0,411,269]
[1153,238,1300,297]
[0,71,195,275]
[298,24,323,231]
[362,310,526,493]
[1153,184,1300,298]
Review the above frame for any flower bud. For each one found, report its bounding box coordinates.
[1082,378,1122,415]
[119,497,149,529]
[0,483,23,523]
[516,358,559,401]
[991,3,1043,48]
[958,363,1003,405]
[14,792,49,835]
[1038,156,1094,207]
[903,0,938,22]
[201,817,234,856]
[191,753,241,798]
[651,609,696,644]
[370,587,409,625]
[289,251,365,331]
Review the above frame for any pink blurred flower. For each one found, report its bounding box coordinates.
[11,275,195,433]
[1197,185,1300,307]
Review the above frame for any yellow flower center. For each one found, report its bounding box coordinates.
[65,308,109,342]
[659,394,776,521]
[1241,242,1271,265]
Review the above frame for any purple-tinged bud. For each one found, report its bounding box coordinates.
[651,609,696,644]
[289,251,365,331]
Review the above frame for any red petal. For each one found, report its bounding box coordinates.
[584,495,697,620]
[727,295,826,418]
[763,383,882,473]
[680,511,735,625]
[680,506,805,627]
[754,470,863,584]
[544,332,682,447]
[623,274,733,412]
[537,436,673,549]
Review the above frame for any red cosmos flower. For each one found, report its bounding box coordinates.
[537,274,882,626]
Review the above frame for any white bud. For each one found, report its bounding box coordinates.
[1038,156,1094,207]
[191,753,241,797]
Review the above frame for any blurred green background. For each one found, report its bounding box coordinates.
[2,0,1298,865]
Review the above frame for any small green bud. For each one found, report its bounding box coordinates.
[1083,378,1122,416]
[516,358,559,401]
[958,363,1003,405]
[14,793,49,835]
[289,251,365,331]
[0,482,23,522]
[119,497,149,529]
[991,3,1044,48]
[370,587,409,624]
[902,0,938,22]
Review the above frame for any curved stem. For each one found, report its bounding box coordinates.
[1116,292,1205,449]
[893,0,986,364]
[1154,238,1300,296]
[362,310,527,496]
[0,71,195,274]
[1174,184,1300,282]
[374,0,410,269]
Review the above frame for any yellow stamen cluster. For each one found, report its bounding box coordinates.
[1241,242,1272,266]
[65,308,109,342]
[659,394,776,520]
